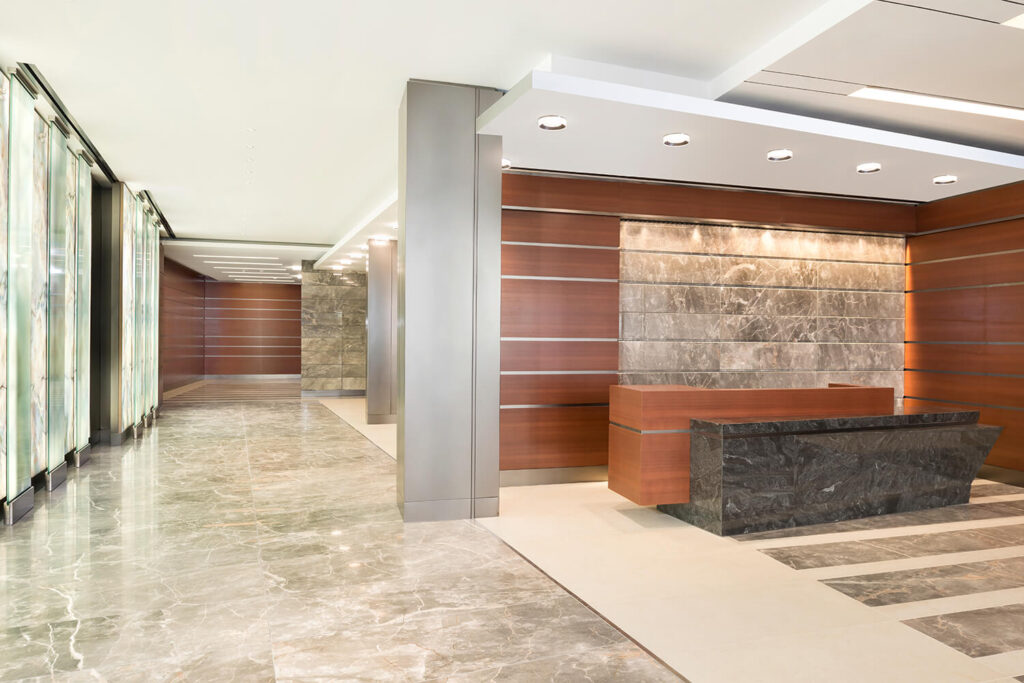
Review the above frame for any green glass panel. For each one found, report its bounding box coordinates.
[134,198,144,422]
[119,189,134,432]
[30,110,48,476]
[47,125,75,472]
[74,157,91,450]
[7,78,49,498]
[150,221,159,411]
[0,72,8,499]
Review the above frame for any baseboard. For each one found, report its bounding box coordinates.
[500,466,608,487]
[301,389,366,398]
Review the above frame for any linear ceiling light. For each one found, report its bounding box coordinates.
[850,87,1024,122]
[203,260,283,266]
[1003,12,1024,29]
[193,255,280,259]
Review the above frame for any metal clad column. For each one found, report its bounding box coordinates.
[397,80,501,522]
[366,238,398,424]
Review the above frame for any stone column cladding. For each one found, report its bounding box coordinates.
[300,260,367,394]
[619,221,906,397]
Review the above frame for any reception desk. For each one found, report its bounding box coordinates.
[608,384,1002,535]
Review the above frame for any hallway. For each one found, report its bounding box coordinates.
[0,399,677,681]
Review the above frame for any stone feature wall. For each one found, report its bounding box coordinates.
[620,221,906,397]
[300,261,367,394]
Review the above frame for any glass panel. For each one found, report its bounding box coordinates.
[0,72,8,499]
[134,198,144,422]
[47,125,75,472]
[119,189,134,432]
[74,156,91,451]
[30,110,49,476]
[150,221,159,411]
[65,154,77,451]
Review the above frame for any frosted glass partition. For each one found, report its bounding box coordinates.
[7,77,49,501]
[134,200,145,423]
[149,219,159,411]
[119,191,135,433]
[74,156,91,451]
[47,124,76,473]
[0,72,8,500]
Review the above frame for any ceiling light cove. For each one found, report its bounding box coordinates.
[850,87,1024,123]
[856,162,882,174]
[537,115,567,131]
[662,133,690,147]
[933,174,958,185]
[1003,12,1024,29]
[766,148,793,162]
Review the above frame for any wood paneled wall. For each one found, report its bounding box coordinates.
[907,181,1024,471]
[160,258,206,391]
[499,210,620,470]
[204,281,300,376]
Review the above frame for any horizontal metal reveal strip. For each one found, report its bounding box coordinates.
[621,247,901,267]
[905,368,1024,379]
[500,337,619,342]
[500,370,619,375]
[501,275,618,283]
[620,280,904,293]
[500,403,610,409]
[610,422,690,435]
[903,396,1024,413]
[501,241,620,251]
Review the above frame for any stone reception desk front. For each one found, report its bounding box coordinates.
[608,385,1001,535]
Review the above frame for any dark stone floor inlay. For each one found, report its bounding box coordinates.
[822,556,1024,606]
[903,603,1024,657]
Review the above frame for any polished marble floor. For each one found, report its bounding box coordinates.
[0,399,677,681]
[482,477,1024,683]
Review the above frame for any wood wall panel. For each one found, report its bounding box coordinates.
[499,407,610,469]
[204,357,300,375]
[503,173,917,234]
[500,374,616,406]
[906,343,1024,376]
[500,341,618,372]
[501,279,619,338]
[501,244,619,279]
[906,202,1024,470]
[204,281,301,300]
[204,318,300,338]
[916,180,1024,232]
[907,252,1024,291]
[501,209,620,246]
[160,258,206,391]
[908,217,1024,262]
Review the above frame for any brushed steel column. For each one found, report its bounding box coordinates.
[366,238,397,424]
[397,79,501,522]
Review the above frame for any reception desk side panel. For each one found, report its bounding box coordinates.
[608,425,689,506]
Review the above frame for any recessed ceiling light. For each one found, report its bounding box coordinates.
[371,234,393,241]
[347,252,362,258]
[537,115,567,131]
[337,259,353,265]
[501,158,512,169]
[295,274,302,279]
[856,162,882,174]
[331,265,343,270]
[850,87,1024,122]
[767,149,793,162]
[662,133,690,147]
[203,260,281,266]
[289,265,301,271]
[1005,11,1024,29]
[933,174,958,185]
[359,245,369,251]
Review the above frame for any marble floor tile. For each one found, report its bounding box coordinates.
[823,557,1024,606]
[904,603,1024,657]
[971,482,1024,499]
[0,396,673,681]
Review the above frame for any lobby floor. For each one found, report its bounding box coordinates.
[0,399,676,681]
[481,480,1024,683]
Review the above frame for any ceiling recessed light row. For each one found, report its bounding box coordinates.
[537,114,959,185]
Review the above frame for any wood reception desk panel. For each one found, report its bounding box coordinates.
[608,384,895,506]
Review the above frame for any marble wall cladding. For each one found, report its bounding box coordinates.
[300,261,367,392]
[620,221,906,397]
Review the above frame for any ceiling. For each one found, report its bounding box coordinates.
[721,0,1024,155]
[0,0,830,247]
[479,68,1024,203]
[162,240,327,283]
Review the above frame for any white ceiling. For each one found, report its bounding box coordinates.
[162,240,327,282]
[721,0,1024,155]
[480,69,1024,203]
[0,0,832,246]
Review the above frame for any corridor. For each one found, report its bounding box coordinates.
[0,398,677,681]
